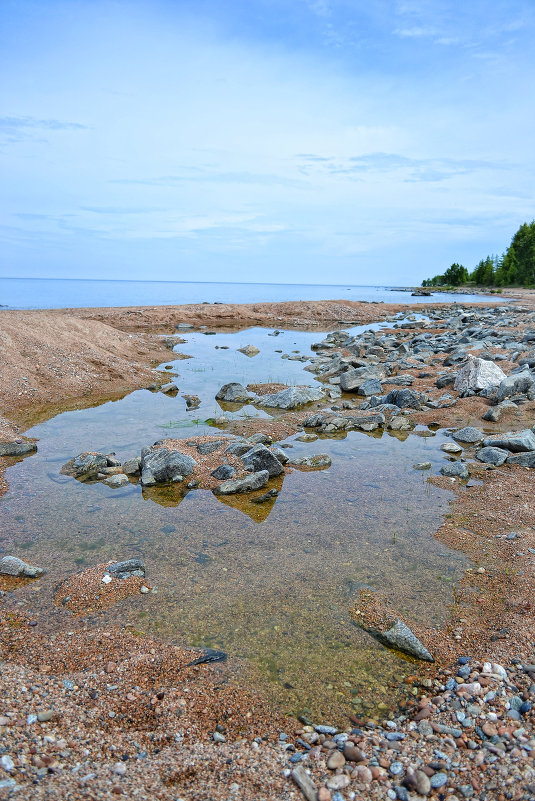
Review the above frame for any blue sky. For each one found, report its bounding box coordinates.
[1,0,534,285]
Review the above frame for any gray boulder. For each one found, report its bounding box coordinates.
[140,447,196,485]
[506,451,535,468]
[103,474,130,488]
[0,555,44,578]
[270,445,290,464]
[452,427,484,444]
[357,379,383,397]
[454,356,506,393]
[70,452,108,480]
[440,462,470,479]
[495,368,535,402]
[340,367,386,392]
[475,447,509,466]
[241,444,285,477]
[482,429,535,453]
[213,470,269,495]
[224,440,252,457]
[0,441,37,457]
[257,386,325,409]
[383,389,424,409]
[215,383,252,403]
[123,457,141,476]
[388,415,413,431]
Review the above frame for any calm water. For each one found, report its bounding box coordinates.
[0,276,495,309]
[0,320,468,722]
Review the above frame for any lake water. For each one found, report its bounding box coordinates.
[0,318,468,723]
[0,276,495,309]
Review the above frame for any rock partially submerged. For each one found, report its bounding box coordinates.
[0,555,44,578]
[0,441,37,457]
[67,452,108,480]
[241,443,285,477]
[237,344,260,357]
[257,385,326,409]
[352,591,434,662]
[369,619,435,662]
[215,383,253,403]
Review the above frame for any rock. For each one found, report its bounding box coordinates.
[383,388,425,409]
[183,394,200,409]
[388,415,413,431]
[108,559,145,579]
[482,429,535,452]
[251,488,278,503]
[441,442,463,454]
[414,771,431,795]
[453,356,506,393]
[224,441,252,457]
[270,445,290,464]
[197,440,225,455]
[213,470,269,495]
[339,366,386,392]
[357,618,434,662]
[215,383,253,403]
[102,474,129,488]
[452,427,484,444]
[414,462,431,470]
[506,451,535,468]
[357,378,383,396]
[68,452,108,480]
[248,433,273,444]
[0,441,37,457]
[295,433,319,442]
[495,368,535,402]
[237,344,260,357]
[257,385,325,409]
[160,382,178,394]
[37,710,54,722]
[327,751,345,769]
[0,556,44,578]
[290,454,332,469]
[211,464,236,480]
[475,447,509,466]
[326,774,350,791]
[440,462,469,479]
[122,457,141,475]
[140,447,196,485]
[343,743,366,762]
[241,444,285,477]
[291,765,318,801]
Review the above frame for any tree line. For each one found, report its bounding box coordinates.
[422,220,535,288]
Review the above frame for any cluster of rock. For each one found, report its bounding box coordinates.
[216,382,330,408]
[62,432,331,498]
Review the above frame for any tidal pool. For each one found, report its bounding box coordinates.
[0,321,467,723]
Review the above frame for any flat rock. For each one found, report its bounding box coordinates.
[257,385,325,409]
[0,556,44,578]
[213,470,269,495]
[482,429,535,453]
[0,441,37,457]
[441,442,463,454]
[197,440,225,455]
[108,559,145,579]
[452,426,484,444]
[454,356,506,393]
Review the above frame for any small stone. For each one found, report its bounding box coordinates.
[318,788,332,801]
[430,772,448,788]
[327,751,345,770]
[37,710,54,722]
[213,731,226,743]
[102,574,112,584]
[0,756,14,772]
[140,586,150,594]
[325,774,350,791]
[343,743,365,762]
[390,761,403,776]
[414,770,431,795]
[414,462,431,470]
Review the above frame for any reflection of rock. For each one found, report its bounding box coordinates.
[141,483,188,507]
[215,476,284,522]
[0,556,44,578]
[213,470,269,495]
[140,447,196,486]
[256,385,325,409]
[289,454,331,470]
[215,383,253,402]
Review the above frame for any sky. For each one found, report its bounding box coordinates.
[1,0,534,286]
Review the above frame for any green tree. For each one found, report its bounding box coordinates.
[442,262,469,286]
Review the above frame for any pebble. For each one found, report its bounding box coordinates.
[326,751,345,770]
[37,710,54,722]
[389,761,403,776]
[430,772,448,788]
[326,774,350,791]
[0,756,14,772]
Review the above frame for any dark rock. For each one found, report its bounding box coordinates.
[108,559,145,579]
[211,464,236,480]
[197,440,225,455]
[475,447,509,466]
[241,444,284,477]
[215,383,252,403]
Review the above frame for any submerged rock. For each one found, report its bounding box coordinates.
[237,344,260,357]
[213,470,269,495]
[289,454,332,469]
[0,556,44,578]
[103,474,130,488]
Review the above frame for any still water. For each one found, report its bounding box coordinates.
[0,321,467,722]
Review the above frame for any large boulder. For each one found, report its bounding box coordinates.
[140,447,196,485]
[213,470,269,495]
[383,388,425,409]
[475,447,509,466]
[494,368,535,403]
[0,556,44,578]
[215,383,253,403]
[506,451,535,468]
[241,444,285,477]
[482,429,535,453]
[257,386,325,410]
[454,356,506,394]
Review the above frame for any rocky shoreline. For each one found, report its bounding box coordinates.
[1,297,535,799]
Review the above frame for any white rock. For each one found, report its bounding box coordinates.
[454,356,506,393]
[102,574,112,584]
